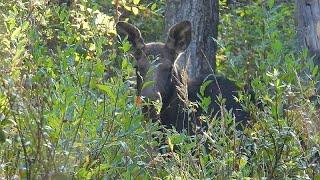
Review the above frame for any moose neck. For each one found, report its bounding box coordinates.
[161,70,177,106]
[162,65,186,106]
[159,65,193,132]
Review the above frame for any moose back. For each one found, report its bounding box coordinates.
[116,21,249,133]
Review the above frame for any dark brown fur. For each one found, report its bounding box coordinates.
[116,21,248,133]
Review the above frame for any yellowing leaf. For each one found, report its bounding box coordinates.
[133,0,140,5]
[131,7,139,15]
[240,11,245,17]
[74,53,80,62]
[239,156,248,169]
[135,96,142,106]
[168,137,173,152]
[123,5,131,11]
[89,43,96,51]
[11,27,21,40]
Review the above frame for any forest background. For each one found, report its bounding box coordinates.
[0,0,319,179]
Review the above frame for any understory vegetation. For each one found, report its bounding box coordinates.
[0,0,319,179]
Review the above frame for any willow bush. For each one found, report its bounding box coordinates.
[0,0,319,179]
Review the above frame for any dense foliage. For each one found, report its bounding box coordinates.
[0,0,319,179]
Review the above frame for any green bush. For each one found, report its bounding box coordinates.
[0,0,319,179]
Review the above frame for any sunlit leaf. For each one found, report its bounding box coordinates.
[168,137,173,152]
[89,43,96,51]
[133,0,140,5]
[131,7,139,15]
[239,156,248,169]
[11,27,21,40]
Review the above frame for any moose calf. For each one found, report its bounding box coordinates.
[116,21,249,133]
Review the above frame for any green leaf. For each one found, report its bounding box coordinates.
[170,134,184,144]
[97,84,116,102]
[21,21,29,31]
[121,41,132,52]
[95,61,105,75]
[200,80,212,96]
[312,65,319,77]
[272,40,283,54]
[0,128,5,143]
[268,0,275,9]
[142,81,155,90]
[314,174,320,180]
[121,58,128,69]
[133,0,140,5]
[151,3,157,11]
[201,96,211,109]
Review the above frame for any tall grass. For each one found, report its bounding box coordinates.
[0,0,319,179]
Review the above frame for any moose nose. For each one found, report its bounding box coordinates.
[141,89,162,102]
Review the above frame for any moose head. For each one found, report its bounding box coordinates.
[116,21,192,122]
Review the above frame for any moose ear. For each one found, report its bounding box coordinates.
[116,21,145,49]
[166,21,192,53]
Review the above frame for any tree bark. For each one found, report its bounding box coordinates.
[296,0,320,65]
[164,0,219,78]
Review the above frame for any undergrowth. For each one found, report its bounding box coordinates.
[0,0,319,179]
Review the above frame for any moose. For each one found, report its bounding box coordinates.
[116,21,249,133]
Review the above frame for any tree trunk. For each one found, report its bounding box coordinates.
[296,0,320,65]
[164,0,219,78]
